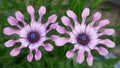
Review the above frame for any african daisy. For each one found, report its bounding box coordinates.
[53,8,115,66]
[3,5,58,62]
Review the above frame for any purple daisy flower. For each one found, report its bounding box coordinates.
[3,5,58,62]
[53,8,115,66]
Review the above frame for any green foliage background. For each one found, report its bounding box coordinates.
[0,0,120,68]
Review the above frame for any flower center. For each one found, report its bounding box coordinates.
[77,33,90,45]
[27,31,40,43]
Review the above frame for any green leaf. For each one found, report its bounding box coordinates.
[90,0,103,10]
[99,7,112,11]
[91,59,119,68]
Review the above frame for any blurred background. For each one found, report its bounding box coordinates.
[0,0,120,68]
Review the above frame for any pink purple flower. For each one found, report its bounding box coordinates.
[53,8,115,66]
[3,5,58,62]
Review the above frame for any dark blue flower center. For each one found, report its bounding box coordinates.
[27,31,40,43]
[77,33,90,45]
[30,33,36,39]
